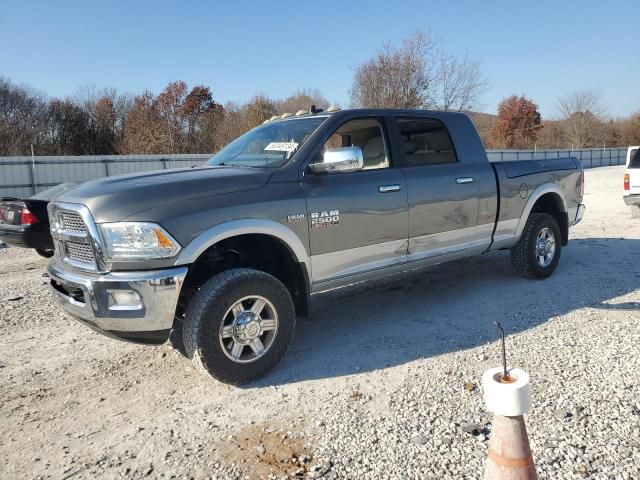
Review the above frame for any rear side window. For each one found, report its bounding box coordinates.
[630,149,640,169]
[395,118,457,166]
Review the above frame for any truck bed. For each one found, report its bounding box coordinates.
[490,157,581,178]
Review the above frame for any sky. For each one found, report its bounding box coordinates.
[1,0,639,119]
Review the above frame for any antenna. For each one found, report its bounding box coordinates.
[494,322,510,381]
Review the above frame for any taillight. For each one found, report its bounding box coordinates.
[20,208,38,225]
[624,173,630,191]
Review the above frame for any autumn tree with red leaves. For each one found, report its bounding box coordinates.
[490,95,542,148]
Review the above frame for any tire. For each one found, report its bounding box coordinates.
[183,268,296,385]
[631,205,640,219]
[510,213,562,279]
[35,248,54,258]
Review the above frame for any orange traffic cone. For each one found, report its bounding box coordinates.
[485,414,537,480]
[483,323,537,479]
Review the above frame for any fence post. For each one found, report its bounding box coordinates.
[103,158,110,177]
[27,159,37,195]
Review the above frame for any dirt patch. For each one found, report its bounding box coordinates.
[215,421,315,479]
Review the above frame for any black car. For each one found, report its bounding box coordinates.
[0,183,76,258]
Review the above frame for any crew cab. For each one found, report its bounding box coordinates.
[46,108,585,384]
[624,146,640,217]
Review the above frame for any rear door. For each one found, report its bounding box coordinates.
[302,117,408,285]
[389,116,487,262]
[627,147,640,194]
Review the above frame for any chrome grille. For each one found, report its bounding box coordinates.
[65,241,95,264]
[60,212,87,233]
[50,204,99,270]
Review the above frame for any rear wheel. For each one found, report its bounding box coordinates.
[183,268,295,385]
[510,213,562,279]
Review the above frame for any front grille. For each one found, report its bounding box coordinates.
[60,212,87,233]
[51,204,99,270]
[65,241,95,264]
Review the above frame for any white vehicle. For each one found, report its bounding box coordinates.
[623,146,640,218]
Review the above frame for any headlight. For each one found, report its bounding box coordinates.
[98,222,181,260]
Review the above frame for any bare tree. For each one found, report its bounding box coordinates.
[121,91,172,154]
[278,89,330,114]
[557,89,606,148]
[0,77,49,155]
[620,111,640,145]
[212,102,244,149]
[436,53,489,112]
[242,93,278,129]
[350,31,488,112]
[350,31,438,109]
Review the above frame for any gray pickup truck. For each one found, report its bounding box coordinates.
[46,108,585,384]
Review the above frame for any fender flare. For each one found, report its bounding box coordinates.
[174,219,311,276]
[514,183,567,241]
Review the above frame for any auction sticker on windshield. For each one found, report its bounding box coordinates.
[264,142,298,152]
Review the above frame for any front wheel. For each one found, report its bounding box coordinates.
[183,268,296,385]
[510,213,562,279]
[35,248,54,258]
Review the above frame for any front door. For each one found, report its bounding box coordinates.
[302,117,409,285]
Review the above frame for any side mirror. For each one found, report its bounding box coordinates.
[309,146,364,174]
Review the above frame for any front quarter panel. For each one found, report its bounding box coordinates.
[161,181,310,269]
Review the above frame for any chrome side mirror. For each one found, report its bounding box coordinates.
[309,146,364,174]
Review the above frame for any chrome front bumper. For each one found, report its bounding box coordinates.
[47,262,188,343]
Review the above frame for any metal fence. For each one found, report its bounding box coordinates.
[486,147,628,168]
[0,148,629,198]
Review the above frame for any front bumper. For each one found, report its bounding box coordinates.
[623,195,640,206]
[47,262,188,344]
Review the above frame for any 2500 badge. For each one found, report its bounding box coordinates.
[310,210,340,228]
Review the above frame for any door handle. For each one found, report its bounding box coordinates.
[456,177,474,184]
[378,184,401,193]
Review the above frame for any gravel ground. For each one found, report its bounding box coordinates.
[0,166,638,480]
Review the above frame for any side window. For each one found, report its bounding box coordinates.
[396,118,457,166]
[630,149,639,168]
[320,118,390,170]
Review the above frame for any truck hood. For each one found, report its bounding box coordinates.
[55,166,272,223]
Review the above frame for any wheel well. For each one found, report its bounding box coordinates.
[531,193,568,245]
[177,234,309,318]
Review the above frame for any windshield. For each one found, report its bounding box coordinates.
[208,117,327,168]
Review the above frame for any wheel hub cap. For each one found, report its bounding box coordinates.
[536,227,556,267]
[234,314,261,342]
[218,295,279,364]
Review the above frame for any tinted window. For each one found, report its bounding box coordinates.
[630,149,640,169]
[318,118,389,170]
[396,118,457,166]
